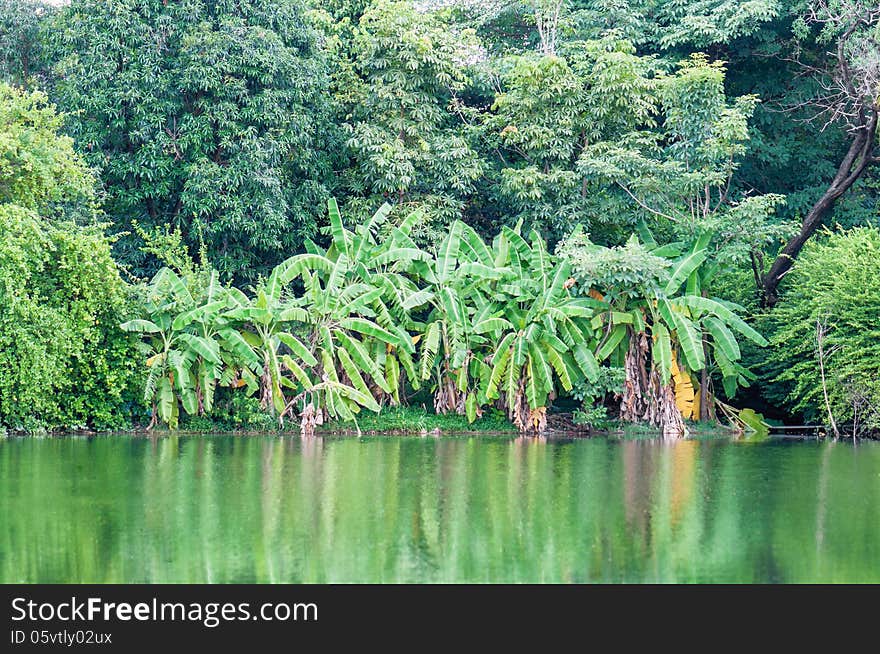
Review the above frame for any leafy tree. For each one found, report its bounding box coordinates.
[478,33,785,251]
[0,82,93,212]
[760,1,880,304]
[763,227,880,437]
[621,0,781,49]
[327,0,484,242]
[0,0,56,88]
[447,0,781,52]
[0,83,138,431]
[577,52,791,259]
[49,0,335,281]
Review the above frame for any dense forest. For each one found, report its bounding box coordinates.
[1,0,878,438]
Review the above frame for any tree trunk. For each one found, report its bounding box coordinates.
[620,331,685,439]
[762,112,878,305]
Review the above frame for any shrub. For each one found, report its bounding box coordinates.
[763,227,880,434]
[0,205,141,431]
[0,83,140,431]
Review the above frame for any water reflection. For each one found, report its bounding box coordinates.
[0,435,877,583]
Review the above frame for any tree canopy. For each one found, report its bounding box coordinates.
[48,0,335,281]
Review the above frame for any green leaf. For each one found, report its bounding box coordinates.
[171,300,226,331]
[337,346,373,401]
[704,316,741,362]
[177,333,221,364]
[278,306,309,323]
[402,289,434,311]
[218,328,260,367]
[487,334,514,399]
[653,322,672,384]
[157,376,175,426]
[420,321,441,380]
[573,343,600,382]
[677,296,768,346]
[282,355,313,390]
[474,317,512,334]
[439,287,465,327]
[270,254,335,289]
[664,250,707,296]
[223,306,273,325]
[120,319,161,334]
[465,393,478,423]
[668,310,704,372]
[596,324,627,361]
[529,342,553,394]
[458,223,494,266]
[334,329,390,393]
[327,197,348,256]
[543,342,573,391]
[372,248,432,267]
[513,334,528,366]
[437,221,462,281]
[525,358,546,410]
[278,332,318,366]
[338,317,402,348]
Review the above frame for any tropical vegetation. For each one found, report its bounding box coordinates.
[1,0,879,439]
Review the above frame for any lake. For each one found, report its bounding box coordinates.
[1,434,877,583]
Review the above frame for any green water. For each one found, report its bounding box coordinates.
[0,434,878,583]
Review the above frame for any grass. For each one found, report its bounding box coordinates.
[321,405,516,434]
[160,400,517,436]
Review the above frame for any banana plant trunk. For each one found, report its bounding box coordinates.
[620,330,685,438]
[433,364,466,416]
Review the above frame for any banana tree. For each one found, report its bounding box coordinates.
[122,267,226,429]
[417,221,603,432]
[482,226,603,432]
[566,228,767,437]
[221,280,308,419]
[265,200,425,434]
[417,220,510,419]
[643,228,767,427]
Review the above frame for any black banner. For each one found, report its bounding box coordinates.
[2,584,877,649]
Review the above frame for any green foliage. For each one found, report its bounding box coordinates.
[763,228,880,434]
[0,205,141,431]
[577,53,792,257]
[640,0,781,49]
[271,199,429,430]
[123,197,608,434]
[559,224,767,421]
[0,0,56,88]
[450,1,782,52]
[327,0,484,242]
[124,200,430,432]
[0,83,138,432]
[482,36,660,238]
[416,219,605,431]
[323,404,514,433]
[181,391,279,432]
[572,366,625,428]
[49,0,334,281]
[0,84,93,213]
[122,264,244,428]
[8,0,880,438]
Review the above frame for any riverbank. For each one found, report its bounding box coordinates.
[1,404,853,440]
